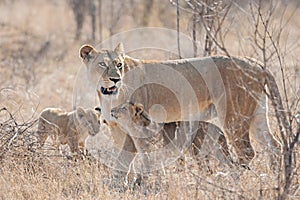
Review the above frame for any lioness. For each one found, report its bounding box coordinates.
[79,43,287,164]
[37,107,101,154]
[111,101,232,173]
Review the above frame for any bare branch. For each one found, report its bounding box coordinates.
[192,0,197,57]
[177,0,182,58]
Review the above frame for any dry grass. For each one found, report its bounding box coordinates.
[0,0,299,199]
[0,106,299,199]
[1,118,296,199]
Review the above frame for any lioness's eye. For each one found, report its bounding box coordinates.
[117,62,122,68]
[98,62,106,67]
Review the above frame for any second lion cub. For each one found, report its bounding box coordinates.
[37,107,102,155]
[111,102,232,173]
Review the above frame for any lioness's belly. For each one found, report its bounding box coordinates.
[127,83,215,122]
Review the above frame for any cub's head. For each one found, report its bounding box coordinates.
[79,43,127,96]
[76,107,102,136]
[111,102,151,128]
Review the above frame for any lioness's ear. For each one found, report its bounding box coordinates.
[79,44,97,63]
[134,103,144,116]
[114,43,125,56]
[76,107,86,119]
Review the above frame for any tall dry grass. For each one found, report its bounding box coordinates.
[0,113,292,199]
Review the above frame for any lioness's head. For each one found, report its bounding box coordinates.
[76,107,102,136]
[111,102,151,127]
[79,43,126,95]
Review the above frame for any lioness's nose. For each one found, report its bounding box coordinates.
[109,78,120,84]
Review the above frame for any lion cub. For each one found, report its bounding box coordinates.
[111,102,232,169]
[37,107,101,155]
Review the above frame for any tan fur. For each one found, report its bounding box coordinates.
[111,102,232,172]
[80,43,284,165]
[37,107,101,154]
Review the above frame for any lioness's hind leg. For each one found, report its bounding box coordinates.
[225,117,255,166]
[193,122,232,165]
[249,98,280,164]
[250,114,279,152]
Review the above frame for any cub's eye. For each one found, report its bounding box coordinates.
[98,62,106,67]
[117,62,123,68]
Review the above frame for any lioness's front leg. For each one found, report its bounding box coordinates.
[113,133,136,172]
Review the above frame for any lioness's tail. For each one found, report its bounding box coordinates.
[265,70,291,140]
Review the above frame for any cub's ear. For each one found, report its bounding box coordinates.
[114,43,125,56]
[79,44,97,63]
[76,107,86,119]
[134,103,144,116]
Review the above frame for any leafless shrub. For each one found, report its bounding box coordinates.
[0,107,38,160]
[176,0,182,58]
[171,0,232,56]
[248,1,300,198]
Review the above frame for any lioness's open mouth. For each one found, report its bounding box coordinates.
[100,86,118,95]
